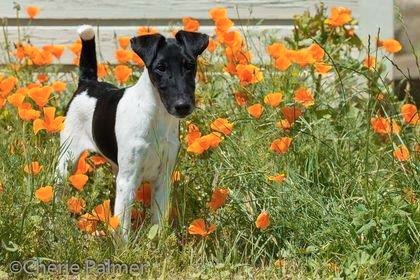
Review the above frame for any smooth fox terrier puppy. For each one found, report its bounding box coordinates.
[58,25,209,237]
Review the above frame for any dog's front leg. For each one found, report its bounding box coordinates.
[114,144,148,239]
[151,141,179,225]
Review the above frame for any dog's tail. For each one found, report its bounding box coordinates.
[77,25,97,84]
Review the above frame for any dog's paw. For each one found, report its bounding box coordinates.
[77,24,95,41]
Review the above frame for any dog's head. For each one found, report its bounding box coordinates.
[130,31,209,118]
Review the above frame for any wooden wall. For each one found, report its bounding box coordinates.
[0,0,401,79]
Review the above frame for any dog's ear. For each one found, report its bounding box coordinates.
[175,30,209,57]
[130,34,166,67]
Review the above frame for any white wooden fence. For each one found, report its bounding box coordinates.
[0,0,395,74]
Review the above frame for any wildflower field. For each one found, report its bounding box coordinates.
[0,4,419,278]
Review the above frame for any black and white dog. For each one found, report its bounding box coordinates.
[58,25,209,236]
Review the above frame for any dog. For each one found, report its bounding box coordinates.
[57,25,209,237]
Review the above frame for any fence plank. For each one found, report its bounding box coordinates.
[358,0,394,78]
[0,0,359,22]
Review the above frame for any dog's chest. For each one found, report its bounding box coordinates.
[141,122,179,182]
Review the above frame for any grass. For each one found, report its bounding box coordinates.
[0,4,419,279]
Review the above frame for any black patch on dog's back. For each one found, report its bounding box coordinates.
[73,81,125,165]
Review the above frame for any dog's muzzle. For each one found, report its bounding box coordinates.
[173,101,193,118]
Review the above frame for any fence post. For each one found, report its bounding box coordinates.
[358,0,395,79]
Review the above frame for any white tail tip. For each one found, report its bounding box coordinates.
[78,25,95,40]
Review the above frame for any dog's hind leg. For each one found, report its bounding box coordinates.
[57,93,98,180]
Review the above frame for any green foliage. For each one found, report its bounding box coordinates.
[0,4,419,279]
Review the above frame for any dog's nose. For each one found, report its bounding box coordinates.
[174,102,193,117]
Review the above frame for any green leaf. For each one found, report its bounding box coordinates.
[147,224,159,240]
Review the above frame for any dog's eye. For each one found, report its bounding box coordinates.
[156,64,166,72]
[185,62,195,70]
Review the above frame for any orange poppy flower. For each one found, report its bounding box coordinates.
[363,56,376,69]
[276,119,292,130]
[207,39,219,53]
[47,44,65,59]
[267,43,287,58]
[264,92,283,107]
[89,155,108,166]
[67,196,86,214]
[211,118,233,136]
[207,188,229,211]
[7,92,25,107]
[185,123,201,145]
[214,29,226,43]
[268,173,287,183]
[378,39,402,53]
[75,151,93,174]
[188,218,216,236]
[135,182,152,206]
[24,161,43,175]
[171,170,181,183]
[26,6,40,19]
[115,49,132,64]
[118,36,130,49]
[31,49,53,66]
[209,7,228,21]
[68,39,82,56]
[247,103,264,119]
[274,56,292,71]
[35,186,53,203]
[325,7,352,27]
[401,104,419,125]
[393,145,410,162]
[288,49,315,67]
[0,76,18,98]
[114,65,132,84]
[294,87,314,108]
[97,63,109,79]
[28,86,53,107]
[308,43,325,61]
[187,133,222,155]
[69,174,89,191]
[18,103,41,121]
[270,137,292,154]
[224,62,237,75]
[37,73,48,83]
[223,31,242,50]
[234,92,247,106]
[131,52,145,66]
[77,213,98,233]
[14,44,26,60]
[183,17,200,32]
[200,132,223,149]
[51,81,67,93]
[236,64,263,86]
[282,106,302,124]
[27,83,40,89]
[33,107,65,134]
[92,200,120,230]
[255,211,270,230]
[225,47,251,64]
[314,62,332,74]
[370,117,400,135]
[137,26,158,36]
